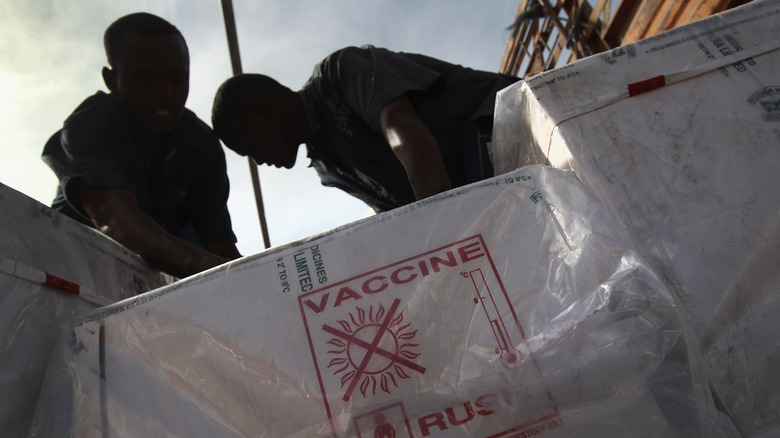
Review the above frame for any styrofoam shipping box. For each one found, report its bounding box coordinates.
[30,167,734,437]
[0,182,172,437]
[490,1,780,436]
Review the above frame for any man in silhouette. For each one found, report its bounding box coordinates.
[43,13,240,278]
[212,45,519,213]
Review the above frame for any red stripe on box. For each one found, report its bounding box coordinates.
[628,75,666,96]
[45,273,80,295]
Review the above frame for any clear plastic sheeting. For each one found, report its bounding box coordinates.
[490,2,780,436]
[31,166,731,437]
[0,182,172,437]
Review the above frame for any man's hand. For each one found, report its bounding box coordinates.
[80,187,237,278]
[204,242,242,259]
[379,96,452,201]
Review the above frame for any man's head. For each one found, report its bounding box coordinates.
[102,13,190,142]
[212,74,302,169]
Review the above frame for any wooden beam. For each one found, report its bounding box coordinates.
[645,0,687,38]
[500,0,735,78]
[622,0,661,44]
[499,0,534,74]
[575,0,612,54]
[687,0,732,22]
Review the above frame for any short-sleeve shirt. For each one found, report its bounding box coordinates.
[42,91,237,246]
[298,45,519,212]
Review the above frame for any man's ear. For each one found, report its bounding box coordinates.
[248,97,272,118]
[102,66,116,93]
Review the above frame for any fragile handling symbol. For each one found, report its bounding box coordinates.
[322,298,426,402]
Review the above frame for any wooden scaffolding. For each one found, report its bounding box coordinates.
[499,0,753,77]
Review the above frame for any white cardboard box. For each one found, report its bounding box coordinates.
[0,182,171,437]
[30,167,731,437]
[491,1,780,436]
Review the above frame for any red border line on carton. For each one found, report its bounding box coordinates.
[628,75,666,96]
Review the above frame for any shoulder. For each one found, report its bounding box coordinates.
[63,92,114,128]
[330,45,398,70]
[303,47,370,98]
[60,91,124,147]
[315,45,382,78]
[323,45,368,63]
[178,108,216,137]
[175,109,226,159]
[310,45,397,94]
[331,45,371,62]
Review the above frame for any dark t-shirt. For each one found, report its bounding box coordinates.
[42,91,237,246]
[299,45,519,212]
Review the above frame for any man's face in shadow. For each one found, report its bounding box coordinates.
[221,99,301,169]
[104,31,190,143]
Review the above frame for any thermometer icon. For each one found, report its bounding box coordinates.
[467,268,521,368]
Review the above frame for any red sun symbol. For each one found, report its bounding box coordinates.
[323,298,425,401]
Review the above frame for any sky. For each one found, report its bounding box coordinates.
[0,0,520,256]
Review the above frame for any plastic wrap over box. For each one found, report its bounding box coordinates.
[0,182,172,437]
[31,166,733,437]
[490,1,780,436]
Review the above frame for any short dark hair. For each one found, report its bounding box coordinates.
[211,73,291,139]
[104,12,187,67]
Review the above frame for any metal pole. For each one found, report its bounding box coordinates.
[220,0,272,249]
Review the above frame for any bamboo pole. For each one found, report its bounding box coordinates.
[219,0,272,249]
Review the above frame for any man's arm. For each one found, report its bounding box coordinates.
[379,96,452,200]
[80,187,234,278]
[204,242,242,259]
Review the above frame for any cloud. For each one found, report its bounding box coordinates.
[0,0,518,256]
